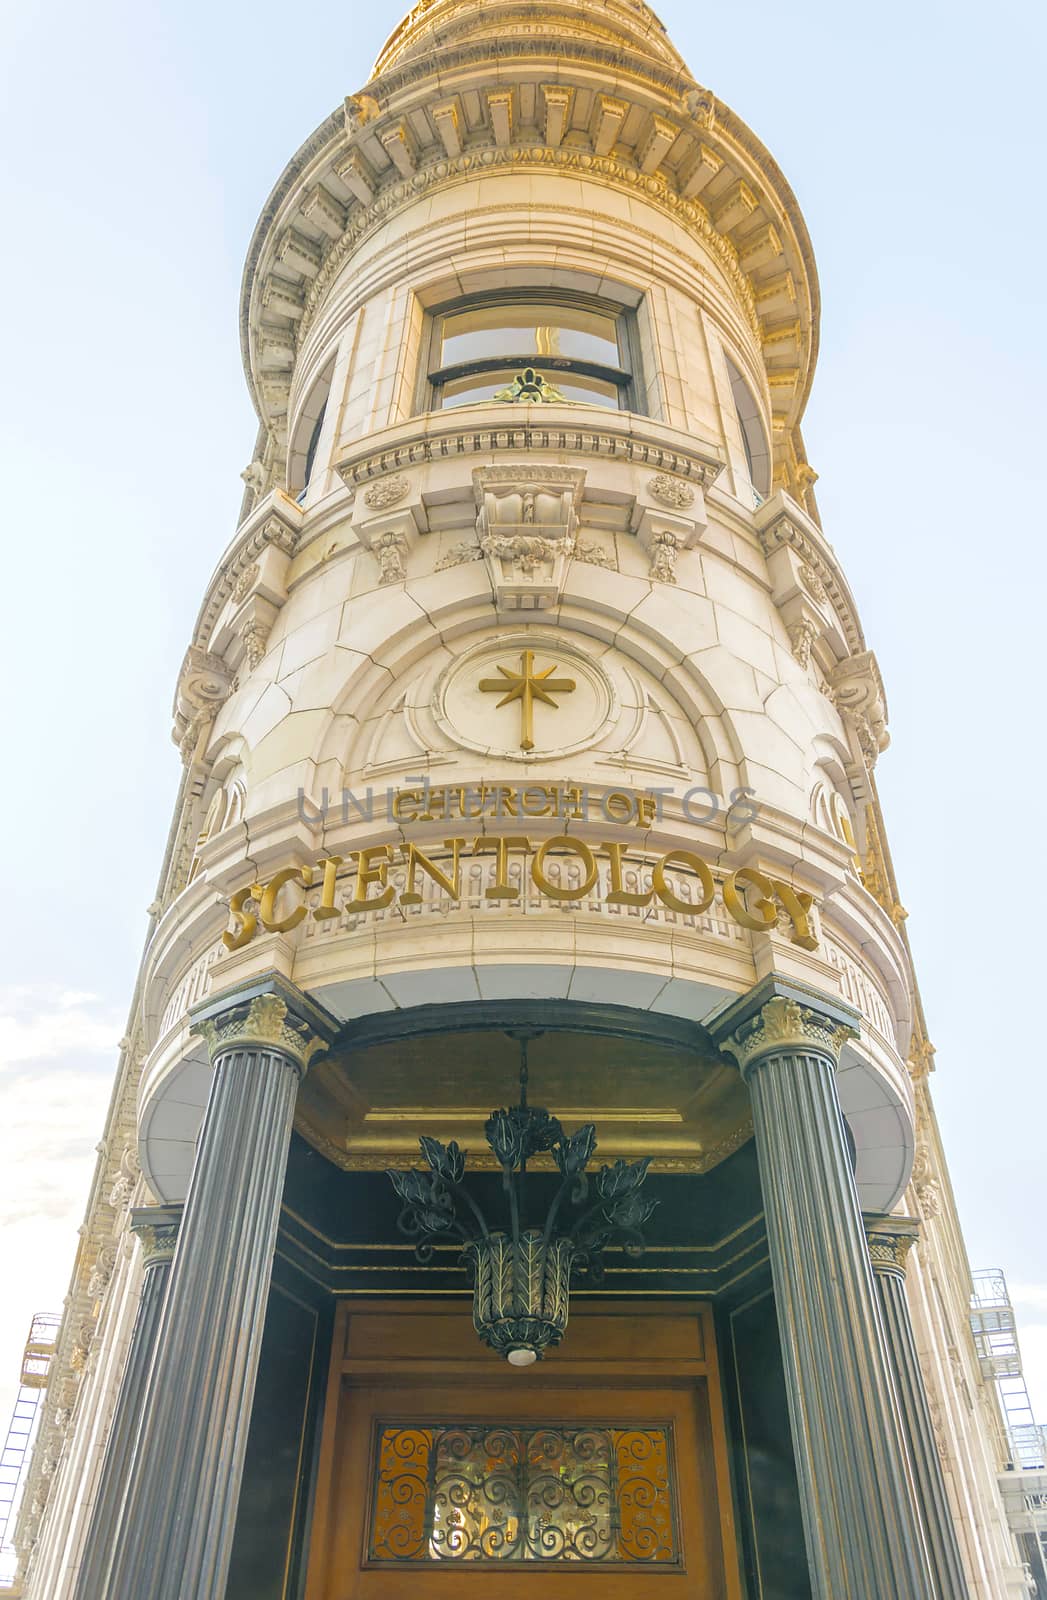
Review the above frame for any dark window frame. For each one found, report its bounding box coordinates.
[421,289,644,413]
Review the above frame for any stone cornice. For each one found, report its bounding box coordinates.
[239,12,818,455]
[336,408,724,491]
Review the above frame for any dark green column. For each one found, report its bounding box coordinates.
[72,1205,181,1600]
[712,976,935,1600]
[865,1214,971,1598]
[102,980,336,1600]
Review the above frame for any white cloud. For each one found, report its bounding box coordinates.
[0,985,121,1072]
[0,989,120,1445]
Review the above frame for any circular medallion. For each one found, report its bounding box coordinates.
[434,634,616,761]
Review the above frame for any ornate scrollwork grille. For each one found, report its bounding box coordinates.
[369,1422,679,1565]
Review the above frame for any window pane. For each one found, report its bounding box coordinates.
[438,304,621,367]
[440,369,621,409]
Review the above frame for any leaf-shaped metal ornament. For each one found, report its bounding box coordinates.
[554,1123,597,1177]
[485,1108,524,1169]
[595,1155,652,1202]
[419,1135,466,1184]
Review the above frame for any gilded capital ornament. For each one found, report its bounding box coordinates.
[130,1205,183,1271]
[863,1214,919,1279]
[721,994,855,1077]
[191,992,330,1076]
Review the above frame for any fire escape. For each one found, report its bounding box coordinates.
[971,1269,1047,1597]
[0,1314,60,1592]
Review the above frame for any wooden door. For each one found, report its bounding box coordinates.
[304,1302,741,1600]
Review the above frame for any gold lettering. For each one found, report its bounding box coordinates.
[400,839,466,905]
[222,886,258,951]
[490,785,519,818]
[521,785,554,817]
[635,795,657,828]
[473,836,531,899]
[346,845,396,912]
[602,842,653,906]
[604,790,635,823]
[313,856,344,922]
[253,865,313,933]
[392,789,421,822]
[770,879,818,950]
[421,787,449,822]
[532,836,599,900]
[652,850,715,914]
[722,867,778,931]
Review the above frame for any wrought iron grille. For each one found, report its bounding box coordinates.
[369,1422,679,1565]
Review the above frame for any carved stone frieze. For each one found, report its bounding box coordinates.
[574,539,616,569]
[435,540,484,571]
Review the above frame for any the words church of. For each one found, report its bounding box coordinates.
[13,2,1036,1597]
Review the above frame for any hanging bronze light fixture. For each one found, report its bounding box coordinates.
[386,1033,657,1367]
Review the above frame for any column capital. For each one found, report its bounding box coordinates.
[129,1204,183,1270]
[189,975,338,1076]
[708,975,859,1077]
[864,1213,920,1279]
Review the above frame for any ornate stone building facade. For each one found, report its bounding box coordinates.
[13,1,1035,1596]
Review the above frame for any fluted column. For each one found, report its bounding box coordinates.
[102,980,335,1600]
[865,1213,970,1598]
[72,1205,181,1600]
[712,976,935,1600]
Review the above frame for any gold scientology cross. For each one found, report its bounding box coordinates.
[479,649,577,751]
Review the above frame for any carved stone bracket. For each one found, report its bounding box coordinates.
[830,650,890,766]
[634,474,706,583]
[173,646,233,762]
[474,464,585,608]
[755,491,864,664]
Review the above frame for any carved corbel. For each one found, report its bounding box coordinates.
[473,465,585,609]
[172,646,233,761]
[830,651,890,766]
[351,471,424,587]
[634,474,706,583]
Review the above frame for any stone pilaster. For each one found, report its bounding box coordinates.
[712,976,935,1600]
[71,1206,182,1600]
[865,1213,971,1599]
[102,980,336,1600]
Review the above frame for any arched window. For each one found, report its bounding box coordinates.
[426,292,640,411]
[725,357,771,504]
[289,368,334,500]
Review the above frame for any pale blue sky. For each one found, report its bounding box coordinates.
[0,0,1044,1445]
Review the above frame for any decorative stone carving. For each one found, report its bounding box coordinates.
[435,540,484,571]
[373,530,409,585]
[473,464,585,609]
[574,539,616,569]
[240,461,267,503]
[911,1141,943,1218]
[493,367,570,404]
[345,91,381,132]
[648,529,681,584]
[830,651,890,765]
[239,619,271,669]
[721,995,855,1076]
[191,993,330,1077]
[788,616,819,669]
[363,473,411,511]
[647,473,696,510]
[232,561,259,604]
[87,1246,117,1302]
[799,561,827,603]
